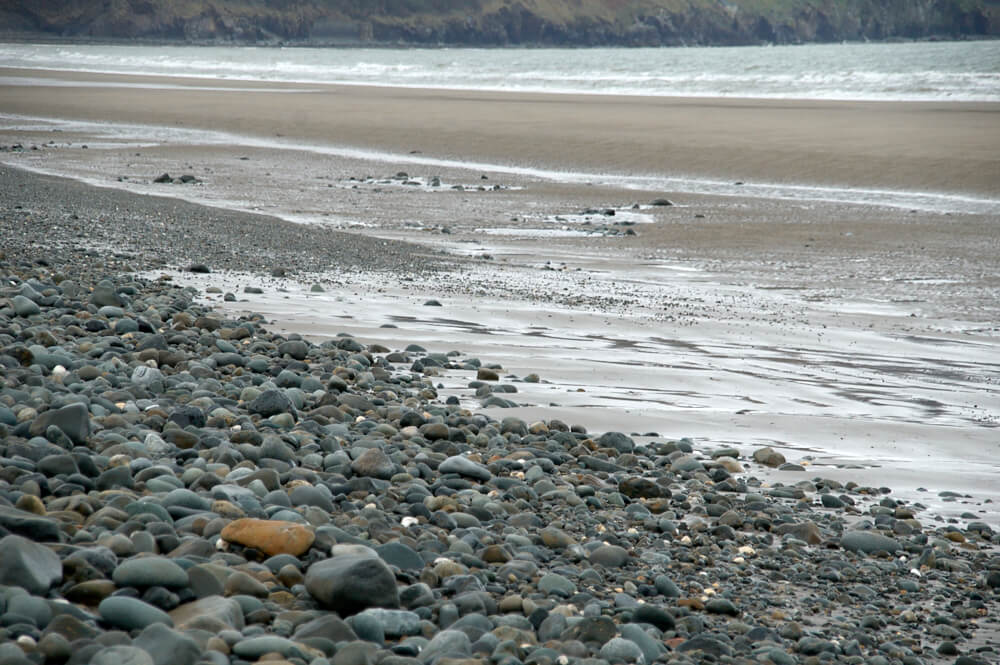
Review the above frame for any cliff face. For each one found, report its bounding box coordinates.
[1,0,997,46]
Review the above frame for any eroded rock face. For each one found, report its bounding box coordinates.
[3,1,995,46]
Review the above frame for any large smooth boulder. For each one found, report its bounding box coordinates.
[438,455,491,482]
[29,403,90,444]
[596,431,635,453]
[305,552,399,616]
[350,448,396,480]
[840,531,902,554]
[248,389,294,417]
[112,556,189,588]
[752,446,786,467]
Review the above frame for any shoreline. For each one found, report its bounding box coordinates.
[5,123,997,218]
[4,62,1000,106]
[3,162,999,517]
[2,43,1000,664]
[1,157,999,663]
[2,67,999,198]
[5,163,998,512]
[2,66,999,485]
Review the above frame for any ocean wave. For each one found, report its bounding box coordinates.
[2,42,999,102]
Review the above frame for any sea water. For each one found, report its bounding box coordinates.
[1,40,999,102]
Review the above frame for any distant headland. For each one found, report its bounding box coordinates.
[1,0,996,47]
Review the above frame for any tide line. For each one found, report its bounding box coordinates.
[2,112,998,216]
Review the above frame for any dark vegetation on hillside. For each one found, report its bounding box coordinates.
[0,0,997,46]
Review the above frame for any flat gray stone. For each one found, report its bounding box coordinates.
[419,629,471,663]
[351,447,396,480]
[631,604,675,631]
[37,453,79,476]
[289,485,334,512]
[330,641,379,665]
[600,637,647,664]
[133,623,200,665]
[840,530,902,554]
[0,534,62,594]
[706,598,740,615]
[12,294,40,317]
[248,389,294,417]
[277,340,309,360]
[375,541,425,572]
[232,636,307,660]
[113,556,189,588]
[97,464,134,491]
[590,544,630,567]
[438,455,492,482]
[29,403,90,445]
[90,280,121,307]
[131,365,163,388]
[621,624,664,664]
[561,616,617,645]
[596,431,635,453]
[160,488,210,511]
[90,646,155,665]
[8,594,52,628]
[670,454,705,473]
[99,596,173,631]
[293,614,358,642]
[538,573,576,597]
[677,635,733,657]
[169,595,245,631]
[353,608,422,637]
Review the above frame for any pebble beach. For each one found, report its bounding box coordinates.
[1,164,999,665]
[1,62,1000,665]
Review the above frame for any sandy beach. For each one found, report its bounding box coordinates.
[2,61,1000,664]
[2,67,999,195]
[2,64,998,511]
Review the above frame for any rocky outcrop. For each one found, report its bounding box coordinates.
[0,0,996,46]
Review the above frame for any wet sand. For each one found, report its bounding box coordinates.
[1,67,999,195]
[165,262,1000,525]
